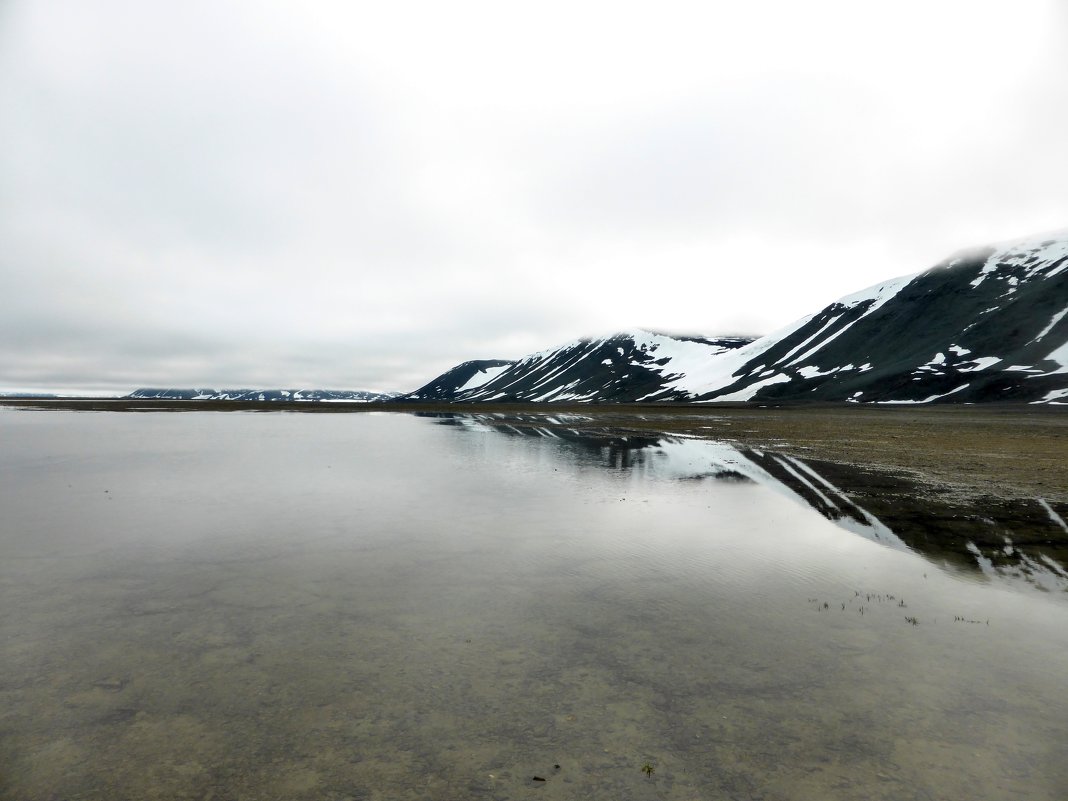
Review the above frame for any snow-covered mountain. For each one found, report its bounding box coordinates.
[400,334,753,403]
[128,388,397,402]
[407,231,1068,404]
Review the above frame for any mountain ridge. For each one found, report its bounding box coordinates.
[402,230,1068,405]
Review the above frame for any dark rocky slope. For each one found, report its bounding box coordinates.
[405,231,1068,404]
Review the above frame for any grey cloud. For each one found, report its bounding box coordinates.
[2,2,1067,395]
[528,79,1068,244]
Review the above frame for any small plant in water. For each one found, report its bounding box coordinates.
[641,762,655,777]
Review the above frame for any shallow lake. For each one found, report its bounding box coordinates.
[2,408,1067,800]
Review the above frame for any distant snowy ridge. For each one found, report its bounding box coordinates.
[405,230,1068,404]
[128,388,398,402]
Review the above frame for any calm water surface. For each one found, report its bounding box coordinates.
[1,409,1066,800]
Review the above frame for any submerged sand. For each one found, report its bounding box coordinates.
[2,406,1067,800]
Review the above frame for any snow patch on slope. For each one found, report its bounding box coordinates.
[967,230,1068,288]
[1034,308,1068,344]
[672,272,916,399]
[456,364,512,392]
[1034,388,1068,404]
[877,384,970,404]
[958,356,1002,373]
[833,271,920,312]
[1043,340,1068,374]
[711,373,792,401]
[783,273,917,368]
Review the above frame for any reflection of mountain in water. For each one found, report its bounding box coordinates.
[425,412,1068,594]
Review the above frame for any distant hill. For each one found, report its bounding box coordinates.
[402,230,1068,404]
[128,388,398,402]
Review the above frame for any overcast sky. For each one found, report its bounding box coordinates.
[2,1,1067,394]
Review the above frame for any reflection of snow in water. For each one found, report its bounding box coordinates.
[1039,498,1068,533]
[444,414,1068,594]
[967,540,1068,593]
[652,439,1068,593]
[642,439,910,551]
[780,454,905,547]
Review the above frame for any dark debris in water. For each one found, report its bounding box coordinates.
[809,590,968,629]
